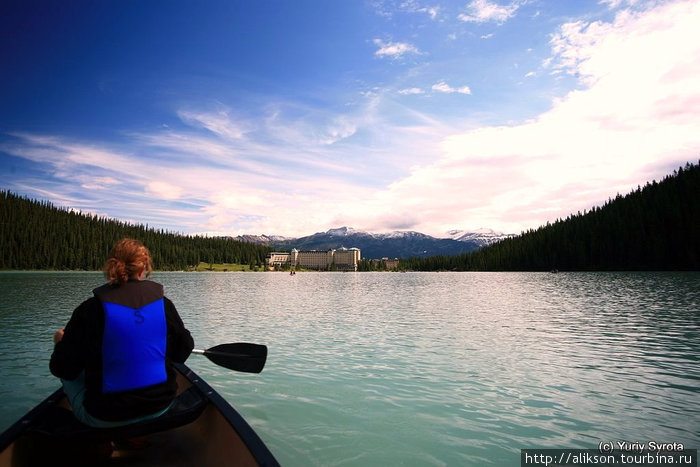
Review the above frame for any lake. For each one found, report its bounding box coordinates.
[0,271,698,465]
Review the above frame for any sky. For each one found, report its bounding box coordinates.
[1,0,699,238]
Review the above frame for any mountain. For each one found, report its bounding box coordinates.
[445,228,514,247]
[238,226,486,259]
[235,234,294,244]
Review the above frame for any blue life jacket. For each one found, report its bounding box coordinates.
[100,296,167,393]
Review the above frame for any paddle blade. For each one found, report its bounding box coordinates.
[203,343,267,373]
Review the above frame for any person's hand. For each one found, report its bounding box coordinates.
[54,328,65,344]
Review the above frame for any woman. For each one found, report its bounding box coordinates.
[50,238,194,427]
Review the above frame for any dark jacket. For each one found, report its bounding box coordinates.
[50,280,194,421]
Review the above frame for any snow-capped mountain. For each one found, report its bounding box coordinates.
[236,234,294,244]
[445,228,514,247]
[238,226,509,259]
[324,227,363,237]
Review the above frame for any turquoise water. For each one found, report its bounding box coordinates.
[0,271,698,465]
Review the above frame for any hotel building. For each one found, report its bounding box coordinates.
[266,248,361,271]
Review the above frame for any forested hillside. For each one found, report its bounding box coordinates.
[0,192,272,270]
[402,162,700,271]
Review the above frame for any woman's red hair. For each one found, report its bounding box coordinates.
[103,238,153,285]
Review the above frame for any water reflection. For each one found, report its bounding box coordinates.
[0,271,698,466]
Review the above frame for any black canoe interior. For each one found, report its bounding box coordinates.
[0,363,278,467]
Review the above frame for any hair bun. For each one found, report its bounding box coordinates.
[103,239,153,284]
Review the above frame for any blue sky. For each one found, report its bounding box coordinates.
[2,0,699,237]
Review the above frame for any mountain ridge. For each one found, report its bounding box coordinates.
[236,226,512,259]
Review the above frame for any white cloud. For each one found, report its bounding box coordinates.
[81,177,120,190]
[599,0,639,8]
[6,1,698,239]
[177,109,248,140]
[146,181,185,200]
[398,87,425,95]
[373,39,421,59]
[458,0,519,24]
[320,117,358,145]
[2,130,373,235]
[399,0,440,19]
[431,82,452,93]
[2,90,451,237]
[432,81,472,95]
[424,7,439,19]
[359,0,700,235]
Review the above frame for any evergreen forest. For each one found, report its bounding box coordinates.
[0,192,272,270]
[401,162,700,271]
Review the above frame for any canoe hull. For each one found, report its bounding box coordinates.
[0,363,279,467]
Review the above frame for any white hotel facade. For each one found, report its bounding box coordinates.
[266,248,361,271]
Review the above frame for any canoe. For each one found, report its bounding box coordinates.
[0,362,280,467]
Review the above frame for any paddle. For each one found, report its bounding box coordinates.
[191,343,267,374]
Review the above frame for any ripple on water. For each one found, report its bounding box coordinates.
[1,271,698,466]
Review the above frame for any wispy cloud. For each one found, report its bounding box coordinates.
[353,0,700,234]
[398,87,425,95]
[371,0,440,20]
[432,81,472,95]
[396,82,472,96]
[599,0,639,9]
[373,39,421,59]
[177,109,249,140]
[1,130,367,235]
[81,177,120,191]
[458,0,520,24]
[146,181,185,200]
[399,0,440,19]
[1,88,453,236]
[3,0,698,239]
